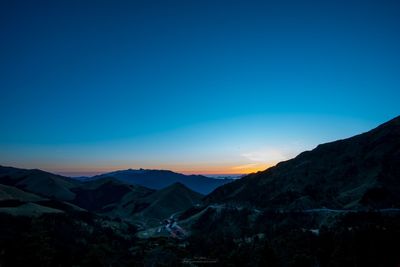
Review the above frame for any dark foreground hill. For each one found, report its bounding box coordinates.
[75,179,203,227]
[130,182,202,225]
[206,115,400,210]
[0,166,206,266]
[0,166,79,201]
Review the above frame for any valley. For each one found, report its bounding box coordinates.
[0,116,400,266]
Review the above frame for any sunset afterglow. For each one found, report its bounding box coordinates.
[1,1,399,177]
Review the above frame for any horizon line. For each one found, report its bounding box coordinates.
[53,170,249,178]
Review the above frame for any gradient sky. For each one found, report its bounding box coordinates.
[1,0,399,176]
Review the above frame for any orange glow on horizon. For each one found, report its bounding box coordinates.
[179,164,274,175]
[47,163,275,177]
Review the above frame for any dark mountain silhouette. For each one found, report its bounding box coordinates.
[0,166,80,201]
[0,167,86,217]
[93,169,233,194]
[71,177,154,212]
[206,116,400,209]
[0,183,45,203]
[130,182,203,225]
[74,179,204,227]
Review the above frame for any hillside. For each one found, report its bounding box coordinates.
[0,166,79,201]
[104,182,203,227]
[136,182,203,221]
[0,175,86,217]
[0,184,45,202]
[71,178,154,212]
[206,116,400,209]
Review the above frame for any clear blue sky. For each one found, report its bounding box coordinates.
[1,0,399,175]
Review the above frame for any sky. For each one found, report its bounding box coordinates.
[1,0,399,176]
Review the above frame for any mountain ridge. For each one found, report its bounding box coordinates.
[205,115,400,209]
[92,168,234,194]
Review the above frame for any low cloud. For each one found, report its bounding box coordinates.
[241,150,287,163]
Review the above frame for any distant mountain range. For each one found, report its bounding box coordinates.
[206,115,400,210]
[87,169,235,194]
[0,166,203,227]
